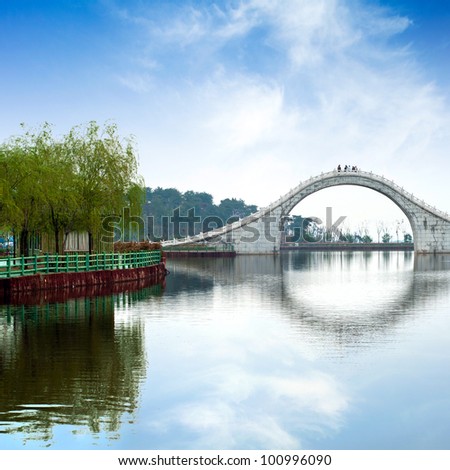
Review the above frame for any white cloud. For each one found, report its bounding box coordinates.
[250,0,358,66]
[109,0,450,214]
[203,78,298,151]
[116,72,154,93]
[147,367,348,449]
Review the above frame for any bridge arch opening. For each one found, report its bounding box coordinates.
[286,185,414,244]
[162,170,450,254]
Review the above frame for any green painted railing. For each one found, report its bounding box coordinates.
[0,250,162,279]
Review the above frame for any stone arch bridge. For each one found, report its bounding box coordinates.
[162,170,450,254]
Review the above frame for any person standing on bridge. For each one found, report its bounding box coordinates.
[337,164,341,172]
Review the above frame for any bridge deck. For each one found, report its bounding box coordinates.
[162,170,449,250]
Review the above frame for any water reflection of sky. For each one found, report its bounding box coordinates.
[1,252,450,449]
[136,312,350,449]
[126,253,450,450]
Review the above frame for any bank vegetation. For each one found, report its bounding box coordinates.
[0,121,143,256]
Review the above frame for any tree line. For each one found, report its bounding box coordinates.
[0,122,143,256]
[141,187,258,241]
[284,216,413,244]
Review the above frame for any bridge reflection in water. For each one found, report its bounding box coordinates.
[167,252,450,350]
[0,281,164,443]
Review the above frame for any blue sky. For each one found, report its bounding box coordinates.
[1,0,449,233]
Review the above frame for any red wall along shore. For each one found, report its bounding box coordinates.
[0,262,167,304]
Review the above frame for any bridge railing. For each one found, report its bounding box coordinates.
[269,169,449,221]
[359,171,449,220]
[163,244,235,252]
[161,169,449,248]
[0,250,162,278]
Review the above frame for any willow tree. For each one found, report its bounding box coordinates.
[0,126,51,256]
[41,139,81,254]
[0,148,17,227]
[120,182,146,242]
[67,121,143,253]
[0,121,144,255]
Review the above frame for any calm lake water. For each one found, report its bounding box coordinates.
[1,251,450,450]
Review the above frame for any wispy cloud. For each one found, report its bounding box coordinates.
[116,72,154,93]
[147,366,348,449]
[106,0,450,211]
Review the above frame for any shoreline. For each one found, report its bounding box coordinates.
[0,262,167,304]
[281,242,414,251]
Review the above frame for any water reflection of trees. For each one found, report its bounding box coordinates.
[166,256,281,289]
[0,283,163,444]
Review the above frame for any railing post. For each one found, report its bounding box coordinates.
[7,256,11,278]
[75,252,79,272]
[46,253,49,274]
[34,254,38,274]
[55,253,59,273]
[21,255,25,276]
[86,253,90,271]
[66,253,69,272]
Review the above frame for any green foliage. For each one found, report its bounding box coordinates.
[284,216,316,242]
[68,121,142,252]
[382,232,392,243]
[404,233,413,243]
[143,188,258,240]
[342,232,355,243]
[216,198,258,223]
[0,121,143,255]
